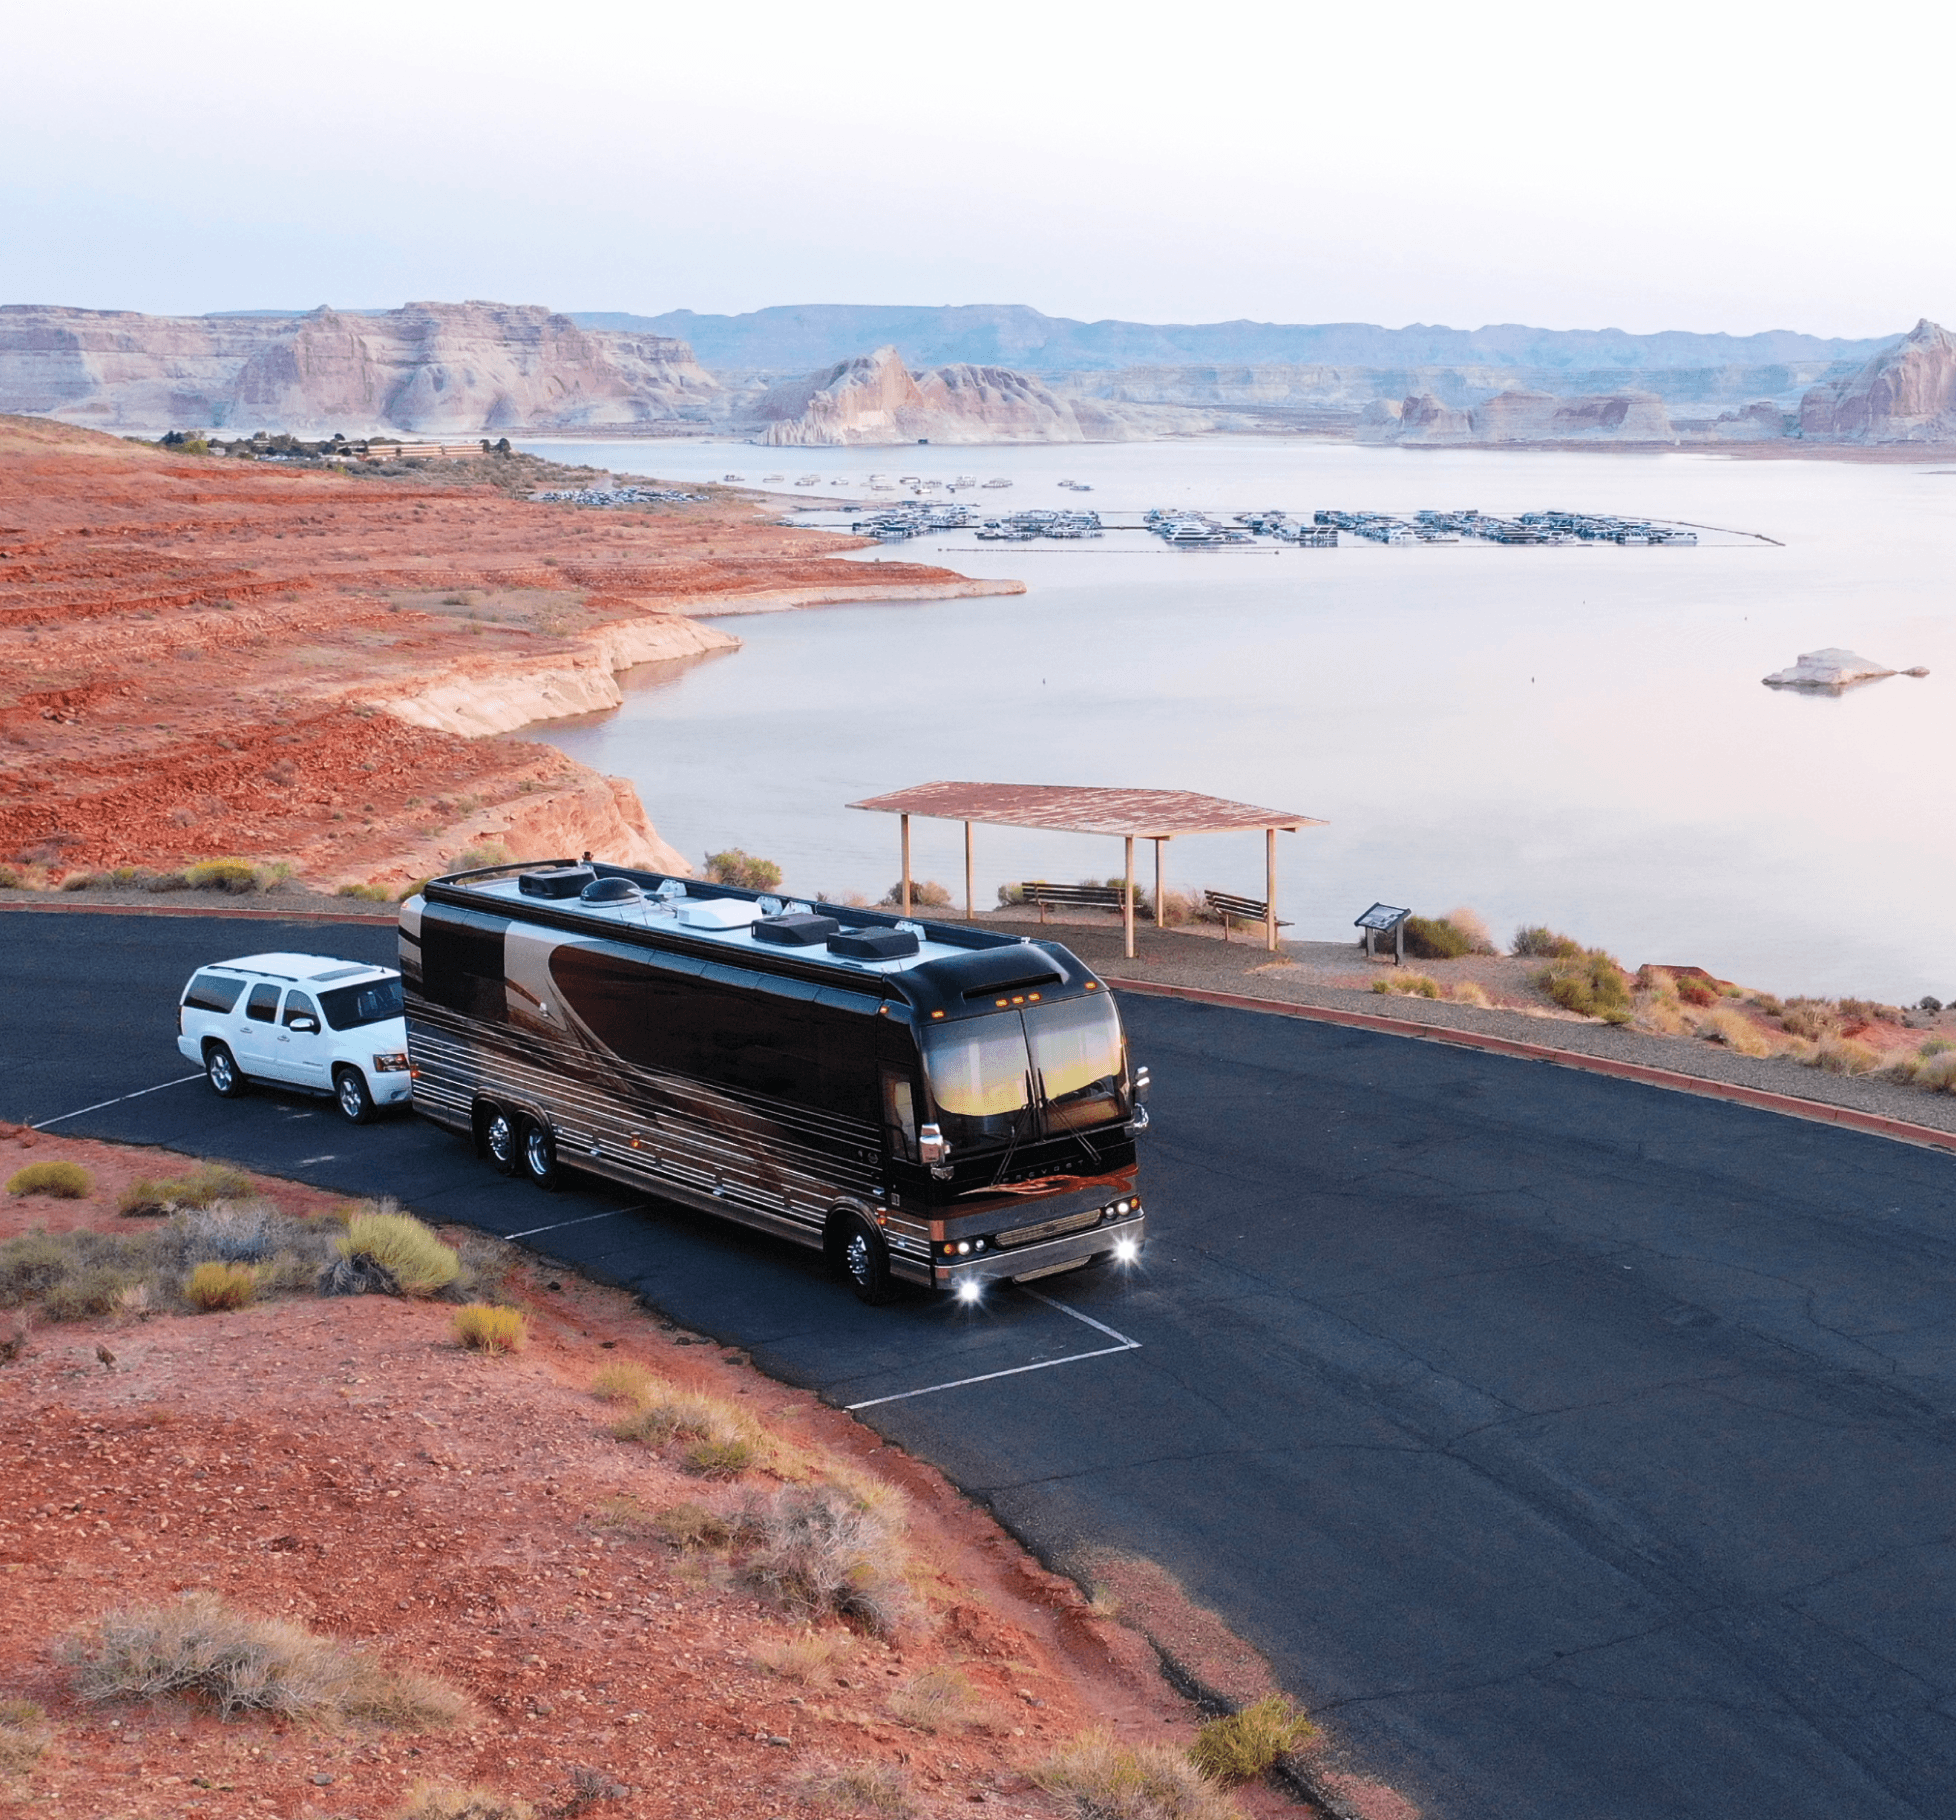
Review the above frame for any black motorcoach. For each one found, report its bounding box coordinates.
[400,860,1149,1302]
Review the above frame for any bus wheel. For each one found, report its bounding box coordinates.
[831,1212,898,1306]
[480,1104,518,1176]
[520,1118,560,1192]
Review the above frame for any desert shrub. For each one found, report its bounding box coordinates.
[0,1232,83,1308]
[996,882,1025,907]
[1512,925,1584,960]
[1697,1008,1773,1058]
[1675,977,1718,1009]
[705,848,783,891]
[452,1303,527,1353]
[1442,905,1496,953]
[1781,1000,1840,1041]
[0,1697,49,1774]
[1035,1733,1240,1820]
[1402,915,1470,961]
[799,1763,914,1818]
[61,1592,466,1726]
[739,1483,910,1634]
[1913,1051,1956,1093]
[888,1665,994,1733]
[1537,951,1633,1024]
[612,1386,762,1469]
[6,1160,92,1199]
[1188,1696,1316,1784]
[1840,997,1904,1024]
[882,879,951,909]
[337,882,392,902]
[174,1201,283,1261]
[119,1162,254,1217]
[328,1209,460,1297]
[184,859,261,894]
[1448,981,1492,1008]
[185,1261,257,1312]
[652,1501,735,1550]
[1814,1036,1879,1076]
[750,1628,854,1682]
[0,866,22,889]
[1372,973,1439,999]
[397,1788,534,1820]
[588,1360,657,1403]
[43,1266,138,1323]
[683,1435,756,1477]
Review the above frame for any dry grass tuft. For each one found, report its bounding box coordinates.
[1781,1000,1841,1042]
[1814,1035,1880,1076]
[61,1592,467,1726]
[451,1304,527,1353]
[1188,1695,1316,1784]
[1442,905,1497,954]
[184,1261,257,1312]
[118,1163,255,1216]
[7,1160,92,1199]
[739,1483,912,1635]
[1536,950,1633,1024]
[396,1787,535,1820]
[652,1501,736,1550]
[1697,1008,1774,1058]
[330,1209,460,1298]
[887,1664,996,1733]
[799,1762,915,1818]
[611,1386,765,1477]
[1035,1733,1242,1820]
[1372,973,1440,999]
[0,1698,49,1774]
[750,1628,854,1683]
[1447,981,1492,1008]
[588,1360,657,1403]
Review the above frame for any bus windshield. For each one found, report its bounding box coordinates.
[1024,995,1126,1132]
[920,994,1127,1148]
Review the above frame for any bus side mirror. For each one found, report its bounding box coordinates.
[1133,1065,1150,1104]
[918,1124,948,1164]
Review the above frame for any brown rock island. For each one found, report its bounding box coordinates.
[0,418,1020,894]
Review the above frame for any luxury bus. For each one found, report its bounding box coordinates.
[400,860,1148,1303]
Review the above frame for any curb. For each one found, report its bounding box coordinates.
[0,901,398,927]
[1111,978,1956,1158]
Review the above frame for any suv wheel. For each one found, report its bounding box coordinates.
[520,1119,560,1191]
[334,1067,375,1125]
[831,1212,898,1305]
[204,1042,247,1099]
[481,1104,518,1175]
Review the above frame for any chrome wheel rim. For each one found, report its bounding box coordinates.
[338,1075,364,1118]
[209,1052,233,1091]
[486,1114,513,1165]
[525,1129,551,1177]
[845,1231,872,1285]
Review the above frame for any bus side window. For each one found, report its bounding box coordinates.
[882,1072,919,1161]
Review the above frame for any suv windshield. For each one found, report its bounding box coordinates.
[319,976,404,1032]
[919,995,1127,1149]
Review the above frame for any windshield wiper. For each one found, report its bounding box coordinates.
[988,1072,1035,1188]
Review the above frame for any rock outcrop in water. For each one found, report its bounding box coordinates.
[1800,319,1956,443]
[1761,648,1929,691]
[757,345,1096,445]
[0,302,723,434]
[1360,387,1676,444]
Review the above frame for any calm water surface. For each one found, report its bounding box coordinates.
[516,439,1956,1000]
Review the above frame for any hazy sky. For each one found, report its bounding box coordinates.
[5,0,1949,337]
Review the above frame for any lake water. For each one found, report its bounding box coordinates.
[515,437,1956,1002]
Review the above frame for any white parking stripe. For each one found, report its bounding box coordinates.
[1020,1288,1140,1349]
[32,1072,205,1129]
[501,1206,640,1242]
[844,1340,1140,1411]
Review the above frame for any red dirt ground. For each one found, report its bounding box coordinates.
[0,419,983,888]
[0,1128,1411,1820]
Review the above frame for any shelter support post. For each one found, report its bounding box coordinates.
[1153,838,1164,929]
[1123,835,1136,961]
[900,815,912,918]
[964,820,973,921]
[1265,826,1277,953]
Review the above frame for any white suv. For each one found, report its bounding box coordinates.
[176,953,411,1124]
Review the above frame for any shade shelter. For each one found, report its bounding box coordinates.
[847,781,1327,959]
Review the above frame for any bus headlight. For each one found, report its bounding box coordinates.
[955,1279,984,1304]
[1113,1238,1140,1264]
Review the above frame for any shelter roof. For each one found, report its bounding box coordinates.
[848,781,1326,839]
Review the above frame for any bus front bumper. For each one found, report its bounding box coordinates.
[923,1212,1146,1296]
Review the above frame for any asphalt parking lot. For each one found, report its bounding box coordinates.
[8,908,1956,1820]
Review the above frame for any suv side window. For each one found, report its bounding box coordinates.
[282,991,319,1029]
[184,971,245,1015]
[244,983,281,1023]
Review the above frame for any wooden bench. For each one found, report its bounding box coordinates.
[1205,888,1290,941]
[1017,881,1128,922]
